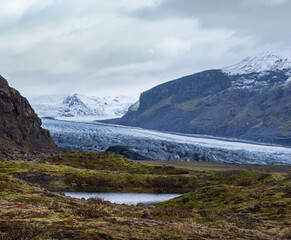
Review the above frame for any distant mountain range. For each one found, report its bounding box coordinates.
[106,50,291,146]
[29,94,136,121]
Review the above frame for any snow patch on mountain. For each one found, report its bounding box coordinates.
[128,101,140,112]
[29,94,136,121]
[223,49,291,75]
[221,50,291,91]
[285,76,291,85]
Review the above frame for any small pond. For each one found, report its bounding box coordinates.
[65,192,181,205]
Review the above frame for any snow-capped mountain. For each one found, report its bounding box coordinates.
[223,49,291,75]
[29,94,136,121]
[32,49,291,165]
[106,49,291,146]
[222,49,291,90]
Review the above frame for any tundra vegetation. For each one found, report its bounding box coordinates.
[0,152,290,239]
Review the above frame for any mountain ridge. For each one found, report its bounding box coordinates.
[223,49,291,75]
[104,50,291,146]
[29,94,136,121]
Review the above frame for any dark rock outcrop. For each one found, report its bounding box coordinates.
[106,146,149,160]
[0,75,60,157]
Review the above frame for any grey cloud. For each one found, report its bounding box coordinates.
[0,0,290,99]
[127,0,291,45]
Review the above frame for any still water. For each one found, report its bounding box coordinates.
[65,192,181,205]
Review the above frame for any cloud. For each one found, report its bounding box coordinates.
[0,0,290,98]
[152,38,192,57]
[241,0,287,7]
[127,0,291,45]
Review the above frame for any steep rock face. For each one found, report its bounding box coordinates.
[106,52,291,146]
[0,75,60,156]
[138,70,231,112]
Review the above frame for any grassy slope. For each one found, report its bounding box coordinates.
[137,160,291,173]
[0,152,290,239]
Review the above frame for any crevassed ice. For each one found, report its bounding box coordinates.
[42,118,291,165]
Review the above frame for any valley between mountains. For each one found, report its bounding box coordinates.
[0,50,291,239]
[35,50,291,166]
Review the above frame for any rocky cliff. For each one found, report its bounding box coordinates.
[0,75,60,157]
[106,51,291,146]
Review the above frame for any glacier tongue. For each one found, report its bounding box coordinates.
[42,118,291,165]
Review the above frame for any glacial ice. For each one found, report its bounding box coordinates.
[42,118,291,165]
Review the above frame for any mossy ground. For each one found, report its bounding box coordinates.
[0,152,290,239]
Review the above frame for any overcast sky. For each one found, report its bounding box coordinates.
[1,0,290,99]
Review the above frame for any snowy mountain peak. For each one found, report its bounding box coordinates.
[223,49,291,75]
[29,94,136,121]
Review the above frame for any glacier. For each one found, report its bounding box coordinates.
[42,118,291,165]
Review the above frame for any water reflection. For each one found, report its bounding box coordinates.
[65,192,181,205]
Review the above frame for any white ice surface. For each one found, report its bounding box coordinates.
[42,119,291,165]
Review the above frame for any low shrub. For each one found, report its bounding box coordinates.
[73,203,109,218]
[0,221,47,240]
[150,207,195,220]
[234,178,256,187]
[150,177,177,188]
[87,197,105,205]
